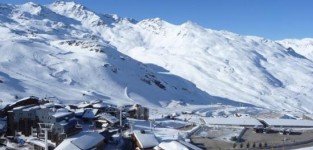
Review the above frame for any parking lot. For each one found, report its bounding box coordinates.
[241,128,313,149]
[191,126,243,149]
[190,126,313,149]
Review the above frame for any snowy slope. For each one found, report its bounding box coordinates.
[0,1,313,113]
[0,2,240,109]
[277,38,313,61]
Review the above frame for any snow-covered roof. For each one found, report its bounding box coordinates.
[71,133,104,149]
[92,103,107,108]
[77,102,92,108]
[11,96,38,105]
[260,118,313,128]
[124,104,143,112]
[56,108,70,112]
[280,114,297,120]
[97,113,119,124]
[27,139,55,148]
[52,111,73,118]
[178,140,202,150]
[55,132,104,150]
[158,141,188,150]
[40,103,54,108]
[203,117,263,127]
[82,109,98,119]
[12,104,35,111]
[74,108,85,116]
[22,105,40,111]
[133,130,159,149]
[59,118,77,126]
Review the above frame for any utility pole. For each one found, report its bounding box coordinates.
[38,123,54,150]
[119,108,123,127]
[152,109,155,121]
[130,122,134,133]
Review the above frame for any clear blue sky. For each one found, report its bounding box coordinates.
[2,0,313,40]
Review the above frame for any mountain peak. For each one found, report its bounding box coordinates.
[51,0,83,8]
[17,2,43,15]
[0,1,312,113]
[49,1,88,13]
[48,1,103,26]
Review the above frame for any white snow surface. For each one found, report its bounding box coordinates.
[203,117,262,127]
[158,141,188,150]
[0,1,312,113]
[133,130,159,148]
[55,131,104,150]
[260,118,313,127]
[277,38,313,61]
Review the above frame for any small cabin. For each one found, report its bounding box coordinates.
[126,104,149,120]
[131,130,159,150]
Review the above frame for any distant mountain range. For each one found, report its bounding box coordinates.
[0,1,312,113]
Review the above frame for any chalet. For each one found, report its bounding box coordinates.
[131,130,159,150]
[280,114,298,120]
[92,103,107,109]
[126,104,149,120]
[95,113,119,128]
[77,102,93,109]
[7,104,40,136]
[6,99,81,145]
[1,96,42,116]
[4,96,47,136]
[55,132,105,150]
[65,104,78,110]
[92,102,117,109]
[82,108,99,122]
[36,108,81,144]
[74,108,85,117]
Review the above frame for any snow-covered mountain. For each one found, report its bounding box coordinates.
[0,1,312,113]
[277,38,313,61]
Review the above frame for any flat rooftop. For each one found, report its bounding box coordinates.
[203,117,263,127]
[260,118,313,128]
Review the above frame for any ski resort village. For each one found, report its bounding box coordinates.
[0,96,313,150]
[0,1,313,150]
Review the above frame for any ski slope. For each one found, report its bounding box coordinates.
[0,1,312,113]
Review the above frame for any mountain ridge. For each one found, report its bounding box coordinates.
[0,1,312,113]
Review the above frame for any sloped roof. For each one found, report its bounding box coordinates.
[82,109,98,119]
[92,103,107,108]
[52,111,73,118]
[55,132,104,150]
[71,133,104,149]
[97,113,119,124]
[133,130,159,149]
